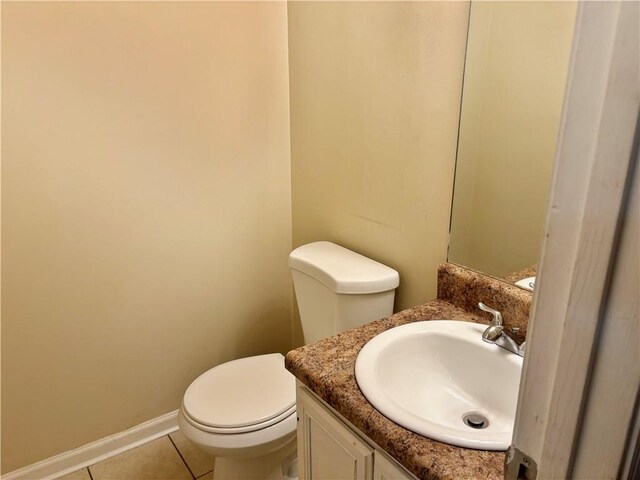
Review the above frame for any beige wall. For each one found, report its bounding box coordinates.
[288,1,469,323]
[448,1,576,278]
[1,2,291,472]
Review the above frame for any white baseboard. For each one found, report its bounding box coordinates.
[2,410,179,480]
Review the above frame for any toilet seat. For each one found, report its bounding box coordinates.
[181,403,297,434]
[182,353,296,434]
[178,405,297,457]
[178,353,297,458]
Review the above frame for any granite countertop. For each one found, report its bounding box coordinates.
[285,298,505,480]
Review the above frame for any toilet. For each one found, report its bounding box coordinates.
[178,241,399,479]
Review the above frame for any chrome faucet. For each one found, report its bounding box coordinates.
[478,302,525,357]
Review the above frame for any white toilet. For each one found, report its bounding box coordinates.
[178,241,399,479]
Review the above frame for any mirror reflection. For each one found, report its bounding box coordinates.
[448,1,577,288]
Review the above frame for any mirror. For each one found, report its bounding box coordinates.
[447,1,577,289]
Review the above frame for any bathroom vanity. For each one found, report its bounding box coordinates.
[296,383,414,479]
[286,263,532,480]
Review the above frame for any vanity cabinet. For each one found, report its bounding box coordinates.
[296,384,373,479]
[372,453,416,480]
[296,384,416,480]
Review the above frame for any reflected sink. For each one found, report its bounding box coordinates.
[515,276,536,291]
[355,320,522,450]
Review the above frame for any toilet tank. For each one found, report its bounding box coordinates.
[288,242,400,344]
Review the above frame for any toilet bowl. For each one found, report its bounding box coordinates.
[179,242,399,479]
[178,354,297,479]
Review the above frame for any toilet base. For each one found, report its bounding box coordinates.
[213,438,297,480]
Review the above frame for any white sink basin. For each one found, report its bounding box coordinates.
[355,320,523,450]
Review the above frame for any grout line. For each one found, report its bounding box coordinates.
[167,434,196,480]
[195,471,214,480]
[87,467,94,480]
[196,470,213,480]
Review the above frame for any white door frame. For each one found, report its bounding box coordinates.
[508,1,639,479]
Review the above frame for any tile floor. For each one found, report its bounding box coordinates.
[59,431,215,480]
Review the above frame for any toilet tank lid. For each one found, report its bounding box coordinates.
[288,241,399,294]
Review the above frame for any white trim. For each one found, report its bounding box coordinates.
[2,410,179,480]
[572,133,639,479]
[511,0,639,478]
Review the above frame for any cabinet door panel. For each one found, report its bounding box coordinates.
[373,451,416,480]
[297,387,373,480]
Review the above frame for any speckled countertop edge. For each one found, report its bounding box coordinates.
[285,299,505,480]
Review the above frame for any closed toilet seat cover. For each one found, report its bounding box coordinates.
[183,353,296,432]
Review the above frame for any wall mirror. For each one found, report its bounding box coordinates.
[447,0,577,290]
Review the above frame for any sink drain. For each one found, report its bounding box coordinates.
[463,412,489,429]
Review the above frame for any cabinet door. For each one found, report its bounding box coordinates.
[297,386,373,480]
[373,451,417,480]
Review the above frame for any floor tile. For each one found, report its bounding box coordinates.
[89,437,192,480]
[58,468,91,480]
[170,430,215,478]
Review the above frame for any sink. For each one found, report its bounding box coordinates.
[355,320,523,450]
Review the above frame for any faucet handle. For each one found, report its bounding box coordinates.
[478,302,503,326]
